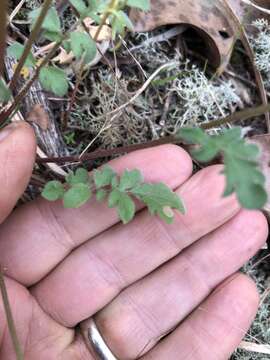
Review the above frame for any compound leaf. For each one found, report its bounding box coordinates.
[178,127,268,209]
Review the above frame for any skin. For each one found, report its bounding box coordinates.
[0,121,267,360]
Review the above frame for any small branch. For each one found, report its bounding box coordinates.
[9,0,53,90]
[0,269,23,360]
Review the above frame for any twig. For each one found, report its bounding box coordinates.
[238,341,270,355]
[0,269,23,360]
[37,102,270,164]
[9,0,53,91]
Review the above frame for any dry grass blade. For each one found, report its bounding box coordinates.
[238,341,270,355]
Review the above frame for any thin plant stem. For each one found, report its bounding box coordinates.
[0,0,8,77]
[0,269,23,360]
[9,0,53,90]
[37,102,270,164]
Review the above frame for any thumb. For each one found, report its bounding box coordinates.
[0,121,36,223]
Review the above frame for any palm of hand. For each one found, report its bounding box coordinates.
[0,123,267,360]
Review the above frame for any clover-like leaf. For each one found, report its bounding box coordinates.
[39,66,68,97]
[94,166,116,189]
[7,42,36,67]
[132,183,185,223]
[63,183,91,208]
[66,168,89,185]
[70,31,97,64]
[118,169,143,191]
[42,181,65,201]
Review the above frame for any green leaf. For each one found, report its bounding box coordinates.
[94,166,116,189]
[178,127,268,209]
[63,183,91,208]
[7,42,36,67]
[69,0,87,15]
[126,0,150,11]
[66,168,89,185]
[0,78,11,103]
[96,189,107,202]
[39,66,68,97]
[117,193,135,224]
[118,169,143,191]
[29,6,61,34]
[70,31,97,64]
[108,189,135,223]
[132,183,185,223]
[42,181,65,201]
[108,189,121,208]
[43,30,62,42]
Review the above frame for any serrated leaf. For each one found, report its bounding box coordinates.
[0,78,11,103]
[63,183,91,208]
[70,31,97,64]
[132,183,185,222]
[42,181,65,201]
[108,189,135,223]
[29,6,61,34]
[39,66,68,97]
[178,127,267,209]
[127,0,150,11]
[119,169,143,191]
[96,189,107,202]
[66,168,89,185]
[94,166,116,189]
[7,42,36,67]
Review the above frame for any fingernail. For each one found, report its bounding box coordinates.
[0,123,18,142]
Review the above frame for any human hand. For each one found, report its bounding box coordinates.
[0,122,267,360]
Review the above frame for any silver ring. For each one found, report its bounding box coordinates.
[80,318,118,360]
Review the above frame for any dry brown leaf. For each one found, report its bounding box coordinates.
[129,0,270,72]
[27,104,50,131]
[83,18,112,42]
[52,47,74,65]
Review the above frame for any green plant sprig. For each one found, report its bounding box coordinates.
[177,127,268,209]
[42,166,185,224]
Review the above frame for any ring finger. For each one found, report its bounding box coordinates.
[90,210,267,359]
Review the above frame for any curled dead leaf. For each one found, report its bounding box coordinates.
[27,104,50,131]
[129,0,270,72]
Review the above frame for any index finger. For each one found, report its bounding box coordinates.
[0,145,193,285]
